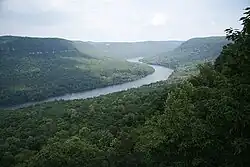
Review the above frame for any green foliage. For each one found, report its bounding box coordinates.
[136,7,250,166]
[0,82,172,167]
[215,9,250,84]
[142,36,230,84]
[0,36,154,107]
[1,7,250,167]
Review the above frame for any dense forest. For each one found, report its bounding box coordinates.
[0,7,249,167]
[0,37,154,107]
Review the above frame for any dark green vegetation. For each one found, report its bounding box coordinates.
[142,36,230,69]
[76,41,183,59]
[1,8,250,167]
[167,63,199,83]
[0,36,154,107]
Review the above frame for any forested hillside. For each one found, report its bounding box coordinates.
[73,41,108,58]
[0,7,250,167]
[142,36,229,69]
[0,36,80,56]
[142,36,230,83]
[86,41,183,58]
[0,36,154,107]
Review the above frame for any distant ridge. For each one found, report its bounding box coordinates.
[142,36,230,68]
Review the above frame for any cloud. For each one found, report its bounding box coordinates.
[0,0,80,26]
[211,21,216,25]
[102,0,115,4]
[0,0,247,41]
[151,13,167,26]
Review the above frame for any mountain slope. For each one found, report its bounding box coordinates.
[88,41,183,58]
[73,41,107,58]
[142,36,230,69]
[1,7,250,167]
[0,29,249,166]
[0,36,94,58]
[0,36,154,107]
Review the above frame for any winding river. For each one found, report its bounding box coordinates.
[9,57,173,109]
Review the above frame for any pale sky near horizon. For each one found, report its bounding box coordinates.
[0,0,249,41]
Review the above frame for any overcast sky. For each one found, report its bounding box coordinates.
[0,0,248,41]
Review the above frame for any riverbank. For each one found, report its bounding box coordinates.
[5,58,173,110]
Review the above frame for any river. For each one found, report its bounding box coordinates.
[9,57,173,109]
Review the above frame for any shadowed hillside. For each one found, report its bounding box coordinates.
[0,36,154,107]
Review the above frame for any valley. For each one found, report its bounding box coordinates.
[0,6,250,167]
[74,41,183,59]
[0,36,156,107]
[9,57,173,109]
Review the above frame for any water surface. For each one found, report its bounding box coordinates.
[10,57,173,109]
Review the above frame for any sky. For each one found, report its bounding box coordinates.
[0,0,249,41]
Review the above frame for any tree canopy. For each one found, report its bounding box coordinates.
[0,7,250,167]
[0,36,154,107]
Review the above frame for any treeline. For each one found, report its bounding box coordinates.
[0,36,77,55]
[0,7,250,167]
